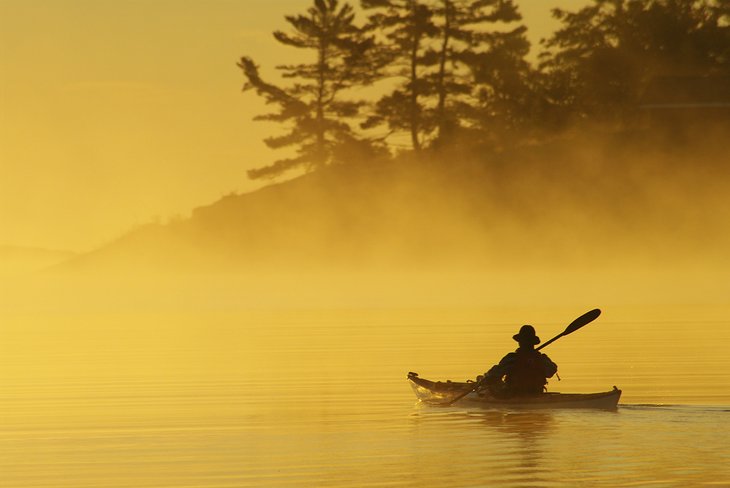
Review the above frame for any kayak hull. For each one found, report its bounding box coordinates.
[408,372,621,409]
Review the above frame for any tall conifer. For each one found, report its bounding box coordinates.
[540,0,730,127]
[239,0,374,179]
[430,0,531,146]
[361,0,438,151]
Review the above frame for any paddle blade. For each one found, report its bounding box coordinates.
[565,308,601,334]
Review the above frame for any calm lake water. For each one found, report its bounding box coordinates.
[2,279,730,487]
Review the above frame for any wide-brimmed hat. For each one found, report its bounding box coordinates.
[513,325,540,345]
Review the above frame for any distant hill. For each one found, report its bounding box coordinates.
[0,245,77,277]
[57,131,730,275]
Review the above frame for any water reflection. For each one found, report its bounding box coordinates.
[409,406,557,487]
[472,410,554,482]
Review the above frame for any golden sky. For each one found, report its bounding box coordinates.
[0,0,588,252]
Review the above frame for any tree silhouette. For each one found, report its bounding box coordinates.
[429,0,531,147]
[361,0,439,151]
[239,0,375,179]
[361,0,531,151]
[540,0,730,127]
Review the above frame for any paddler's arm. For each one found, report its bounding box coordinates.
[541,353,558,378]
[484,352,516,381]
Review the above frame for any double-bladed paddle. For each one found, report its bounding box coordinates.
[443,308,602,406]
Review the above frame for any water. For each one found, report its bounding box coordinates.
[2,294,730,487]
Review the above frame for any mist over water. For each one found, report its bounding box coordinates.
[19,127,724,281]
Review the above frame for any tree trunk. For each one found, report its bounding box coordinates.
[436,0,451,139]
[316,38,328,165]
[410,32,422,152]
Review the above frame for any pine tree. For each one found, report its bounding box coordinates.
[361,0,438,151]
[442,0,532,146]
[426,0,522,143]
[540,0,730,127]
[239,0,375,179]
[430,0,466,143]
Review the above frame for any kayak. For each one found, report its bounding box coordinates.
[407,372,621,409]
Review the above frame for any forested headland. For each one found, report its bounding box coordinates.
[58,0,729,274]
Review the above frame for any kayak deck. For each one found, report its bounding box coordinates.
[408,372,621,409]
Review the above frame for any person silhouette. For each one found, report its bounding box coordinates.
[483,325,558,396]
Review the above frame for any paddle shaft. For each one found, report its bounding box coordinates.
[536,333,565,351]
[444,309,601,406]
[539,308,601,352]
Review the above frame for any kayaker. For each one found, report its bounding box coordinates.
[483,325,558,396]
